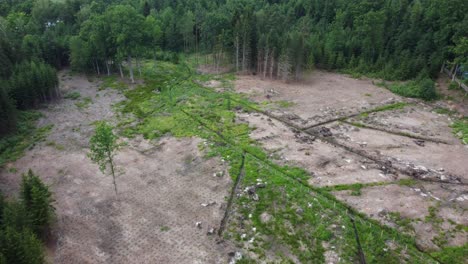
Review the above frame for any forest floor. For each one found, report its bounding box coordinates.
[0,65,467,263]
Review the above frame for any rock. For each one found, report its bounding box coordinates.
[296,207,304,215]
[229,252,243,264]
[414,140,425,147]
[256,183,266,188]
[207,227,215,235]
[260,212,272,223]
[377,208,388,217]
[245,186,256,195]
[252,193,259,201]
[201,201,216,207]
[196,222,202,229]
[318,127,333,137]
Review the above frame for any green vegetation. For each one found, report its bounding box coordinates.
[64,91,81,100]
[358,102,409,118]
[431,245,468,264]
[0,111,52,168]
[451,118,468,144]
[88,122,120,194]
[99,76,126,91]
[0,170,54,264]
[383,79,437,101]
[75,97,92,109]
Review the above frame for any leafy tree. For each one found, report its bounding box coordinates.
[88,122,120,194]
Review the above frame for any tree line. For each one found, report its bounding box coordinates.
[1,0,467,135]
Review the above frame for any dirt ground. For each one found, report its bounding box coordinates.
[234,71,405,128]
[0,71,234,263]
[234,72,468,251]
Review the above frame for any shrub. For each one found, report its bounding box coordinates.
[388,78,437,101]
[419,78,437,100]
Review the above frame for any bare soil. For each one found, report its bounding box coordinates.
[235,71,405,128]
[234,71,468,251]
[0,70,234,263]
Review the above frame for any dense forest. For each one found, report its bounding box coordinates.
[0,0,467,135]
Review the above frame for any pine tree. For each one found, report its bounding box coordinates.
[0,84,16,135]
[20,170,53,238]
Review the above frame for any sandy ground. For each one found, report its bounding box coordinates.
[233,72,468,251]
[0,70,234,263]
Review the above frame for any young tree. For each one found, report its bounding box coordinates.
[88,122,120,194]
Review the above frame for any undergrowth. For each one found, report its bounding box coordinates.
[0,111,52,167]
[451,117,468,144]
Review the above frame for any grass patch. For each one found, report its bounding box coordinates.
[358,102,409,118]
[75,97,92,109]
[275,100,296,108]
[451,117,468,144]
[434,107,458,116]
[431,244,468,264]
[64,91,81,100]
[0,111,52,167]
[160,226,170,232]
[99,75,127,91]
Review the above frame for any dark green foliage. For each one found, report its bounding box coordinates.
[0,171,52,264]
[20,170,53,238]
[0,85,17,135]
[386,78,437,101]
[0,227,44,264]
[9,60,59,109]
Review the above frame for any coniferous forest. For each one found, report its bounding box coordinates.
[0,1,467,263]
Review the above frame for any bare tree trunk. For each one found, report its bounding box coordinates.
[264,48,269,79]
[106,60,111,76]
[136,58,142,77]
[108,154,117,195]
[235,35,239,72]
[95,59,100,75]
[257,50,262,76]
[119,63,124,78]
[452,64,459,81]
[242,39,246,72]
[128,55,135,84]
[270,51,275,79]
